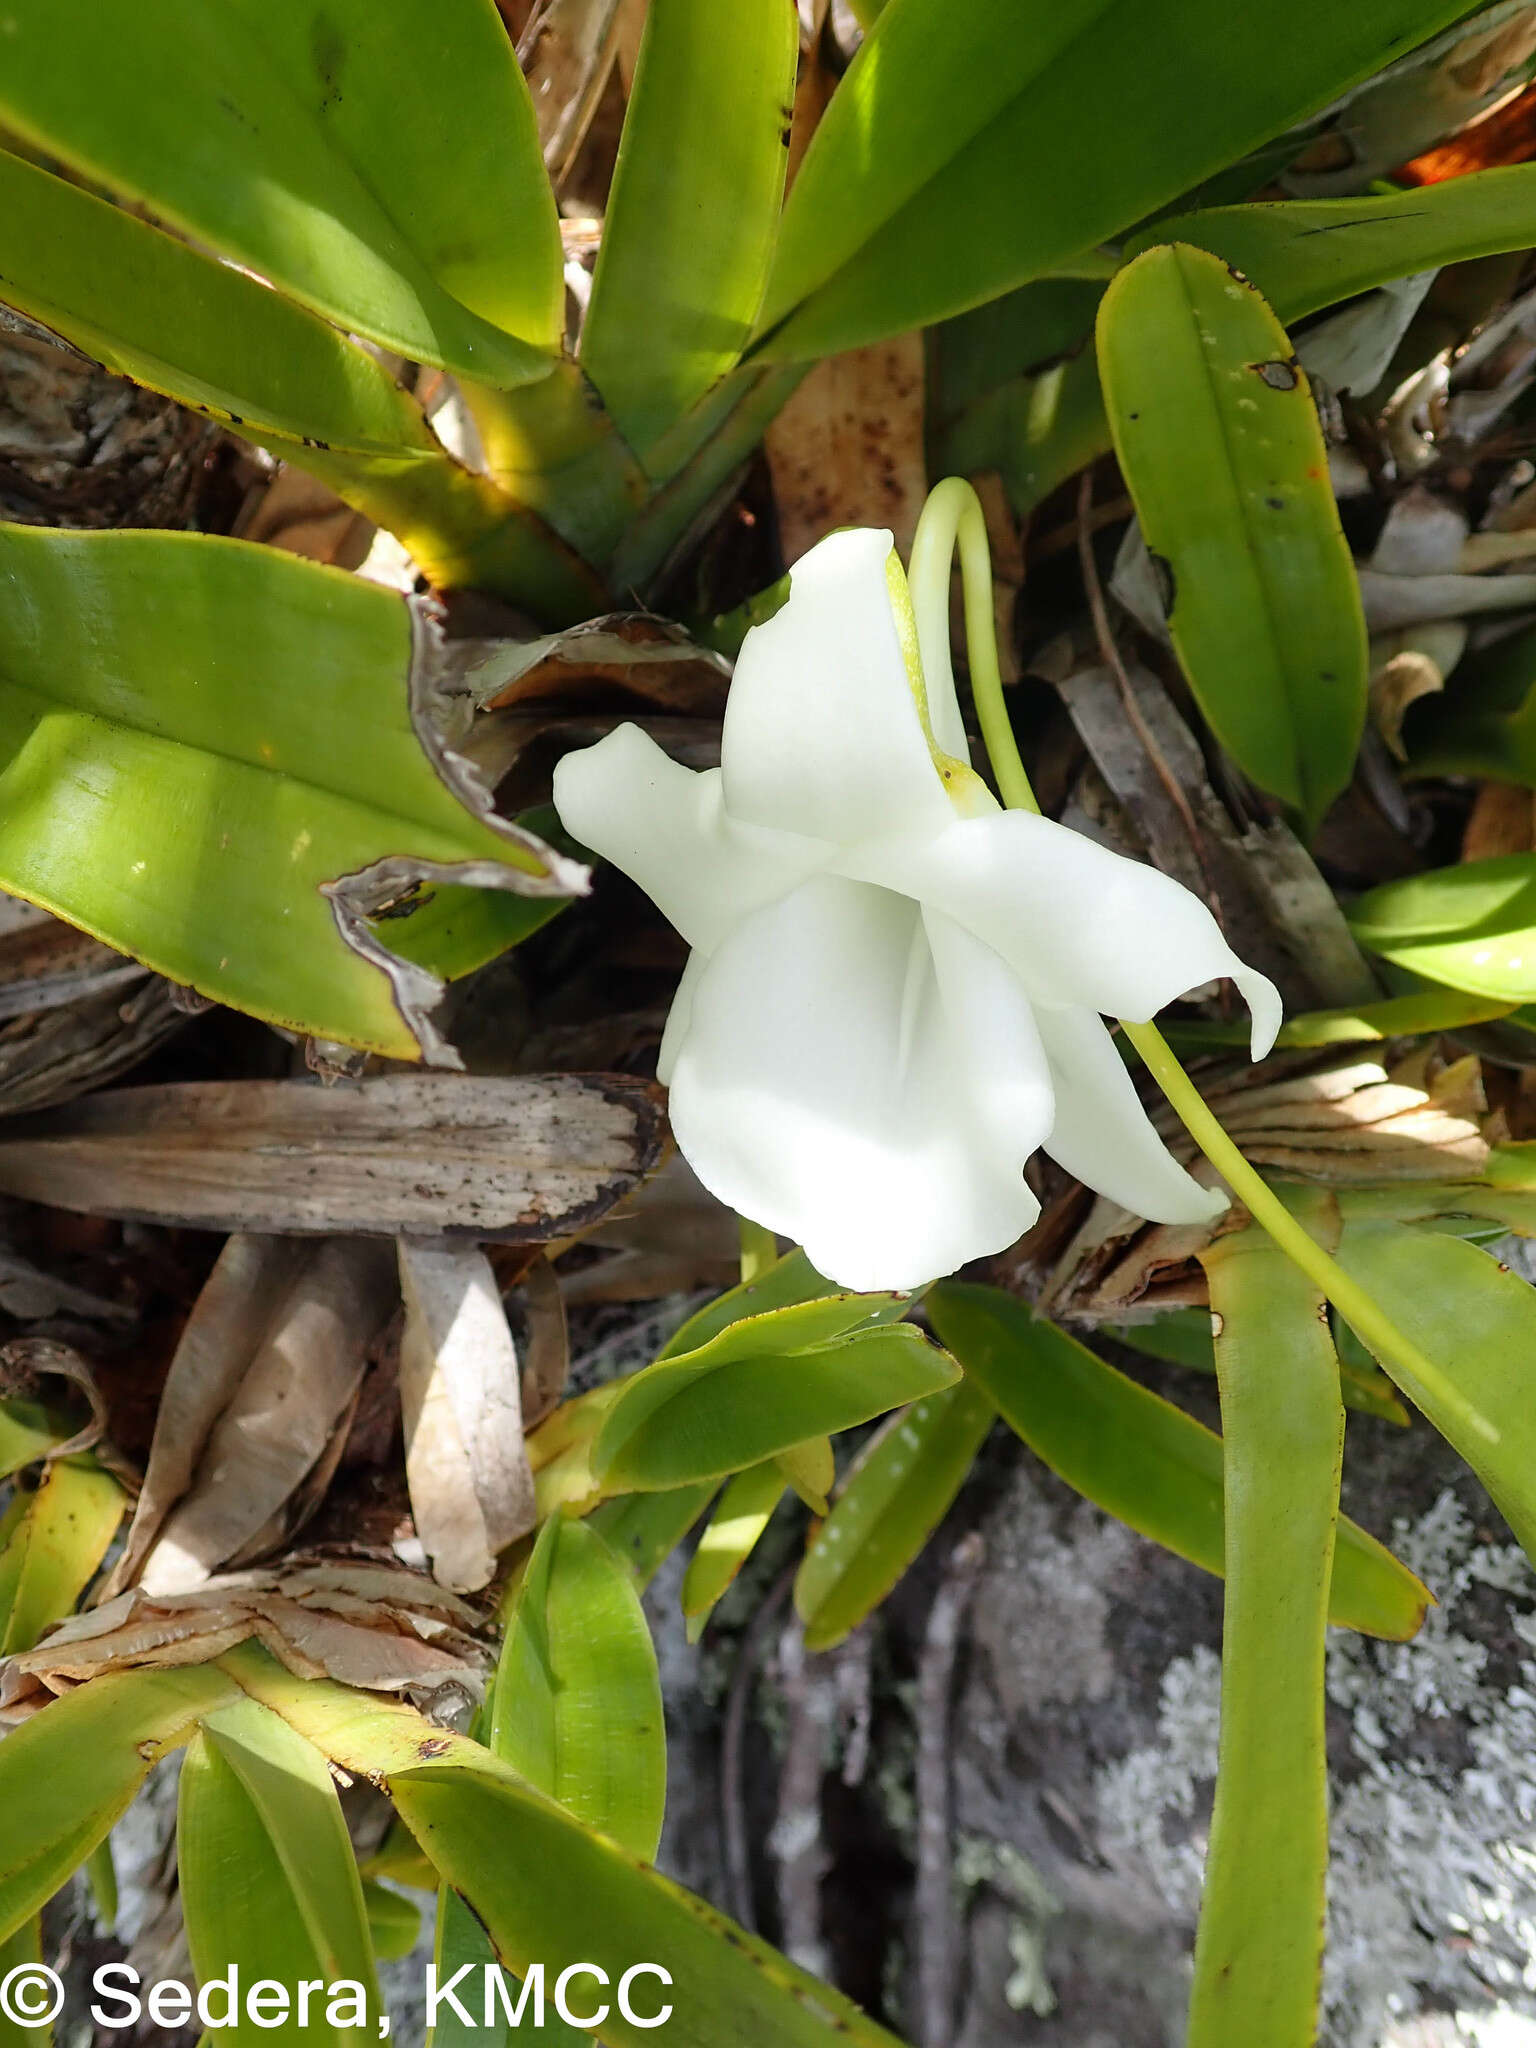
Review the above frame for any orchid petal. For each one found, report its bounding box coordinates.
[1033,1006,1227,1225]
[721,528,956,846]
[552,722,828,951]
[664,876,1051,1291]
[842,808,1282,1056]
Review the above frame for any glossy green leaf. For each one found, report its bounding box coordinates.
[225,1646,907,2048]
[428,1885,588,2048]
[1336,1222,1536,1562]
[1349,856,1536,1004]
[927,1283,1428,1641]
[180,1707,380,2044]
[681,1462,786,1642]
[1133,166,1536,330]
[0,1401,63,1481]
[489,1515,665,1862]
[0,1918,52,2045]
[360,1878,420,1962]
[1189,1229,1341,2048]
[1098,243,1367,833]
[0,0,562,378]
[0,1665,238,1945]
[580,0,796,465]
[752,0,1477,360]
[659,1250,844,1359]
[0,1459,125,1656]
[1164,985,1518,1050]
[1106,1306,1409,1423]
[0,524,576,1057]
[586,1484,719,1591]
[0,148,601,619]
[395,1764,904,2048]
[593,1311,958,1493]
[794,1380,994,1652]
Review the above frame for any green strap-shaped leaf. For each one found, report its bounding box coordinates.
[360,1877,421,1963]
[180,1712,380,2044]
[794,1381,994,1653]
[752,0,1478,361]
[428,1885,588,2047]
[1132,166,1536,329]
[0,524,576,1056]
[223,1644,908,2048]
[1106,1305,1409,1423]
[0,1917,52,2045]
[682,1462,787,1642]
[0,0,562,379]
[1349,855,1536,1004]
[658,1250,846,1358]
[1335,1222,1536,1563]
[775,1435,835,1516]
[1164,986,1518,1051]
[1189,1229,1342,2048]
[0,148,602,620]
[580,0,796,466]
[1097,242,1367,835]
[593,1318,959,1493]
[586,1484,719,1591]
[0,1460,124,1656]
[926,1282,1427,1641]
[490,1515,666,1863]
[0,1665,239,1945]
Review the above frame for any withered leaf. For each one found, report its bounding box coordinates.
[0,1074,666,1238]
[0,1558,491,1718]
[397,1239,536,1593]
[130,1239,398,1595]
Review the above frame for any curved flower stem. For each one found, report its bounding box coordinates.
[907,477,1041,815]
[914,471,1488,1442]
[1123,1019,1488,1442]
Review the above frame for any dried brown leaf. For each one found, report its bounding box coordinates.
[0,1074,667,1237]
[397,1239,536,1593]
[765,334,927,566]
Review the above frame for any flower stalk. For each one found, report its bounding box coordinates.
[914,475,1486,1440]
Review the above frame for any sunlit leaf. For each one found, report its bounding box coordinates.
[0,524,577,1058]
[753,0,1477,360]
[1349,856,1536,1005]
[180,1703,380,2044]
[0,0,562,378]
[927,1283,1427,1640]
[0,1917,52,2045]
[682,1462,786,1642]
[489,1515,665,1862]
[0,1665,238,1946]
[580,0,797,465]
[1335,1222,1536,1564]
[1098,243,1367,833]
[592,1309,957,1493]
[794,1380,994,1652]
[0,1459,125,1656]
[224,1646,907,2048]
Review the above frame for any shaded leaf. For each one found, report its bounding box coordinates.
[585,1484,719,1591]
[927,1283,1427,1641]
[794,1380,994,1652]
[1097,244,1367,833]
[1189,1226,1341,2048]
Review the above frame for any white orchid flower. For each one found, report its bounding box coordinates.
[553,527,1281,1292]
